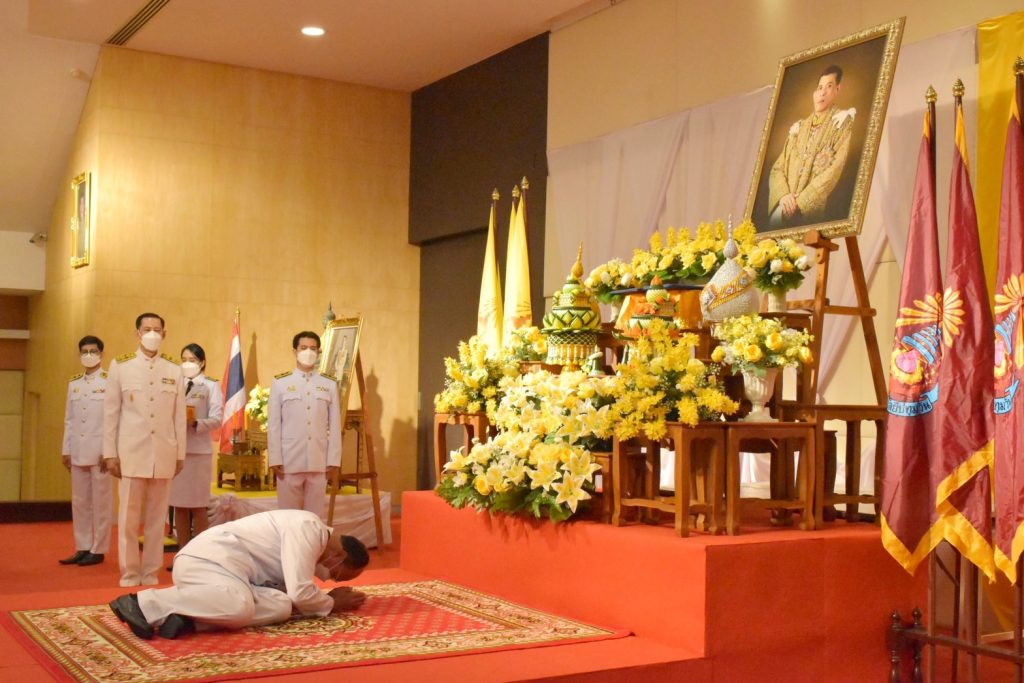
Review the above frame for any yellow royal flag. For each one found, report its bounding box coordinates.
[503,182,532,343]
[477,192,503,351]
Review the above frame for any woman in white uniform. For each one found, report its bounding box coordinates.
[169,343,223,551]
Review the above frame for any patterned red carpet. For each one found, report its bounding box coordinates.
[5,579,628,682]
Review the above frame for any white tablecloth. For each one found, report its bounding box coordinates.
[208,490,392,548]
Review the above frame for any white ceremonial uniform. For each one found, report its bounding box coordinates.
[267,368,341,517]
[104,349,187,586]
[169,374,223,508]
[61,370,113,555]
[136,509,334,630]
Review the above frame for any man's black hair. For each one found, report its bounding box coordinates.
[340,535,370,569]
[292,331,321,350]
[79,335,104,352]
[820,64,843,84]
[135,312,166,329]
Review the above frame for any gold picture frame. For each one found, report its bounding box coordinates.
[745,18,904,240]
[70,172,91,267]
[319,315,363,414]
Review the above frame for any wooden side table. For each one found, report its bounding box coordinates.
[588,450,613,523]
[433,412,491,483]
[724,421,816,534]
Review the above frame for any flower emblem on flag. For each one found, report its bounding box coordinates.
[887,290,960,416]
[994,273,1024,414]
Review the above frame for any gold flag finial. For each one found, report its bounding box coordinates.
[925,86,937,103]
[953,79,965,97]
[1015,57,1024,76]
[571,242,584,280]
[235,307,240,319]
[491,188,500,201]
[521,176,529,191]
[512,184,521,199]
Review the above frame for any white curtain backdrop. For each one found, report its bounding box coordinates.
[546,25,978,490]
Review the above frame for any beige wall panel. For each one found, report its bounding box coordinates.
[26,46,416,499]
[550,0,1024,149]
[0,371,25,413]
[0,415,23,461]
[0,460,21,501]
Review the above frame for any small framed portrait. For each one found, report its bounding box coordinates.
[745,18,904,240]
[319,315,363,412]
[70,172,91,267]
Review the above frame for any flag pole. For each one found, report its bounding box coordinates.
[926,85,936,194]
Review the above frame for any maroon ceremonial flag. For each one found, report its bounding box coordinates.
[881,99,945,574]
[932,91,995,579]
[994,65,1024,582]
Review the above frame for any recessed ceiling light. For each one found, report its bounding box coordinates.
[301,26,325,37]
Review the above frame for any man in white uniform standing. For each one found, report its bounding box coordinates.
[104,312,187,587]
[110,509,368,639]
[59,335,112,566]
[267,331,341,517]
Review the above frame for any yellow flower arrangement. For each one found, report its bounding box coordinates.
[633,219,757,286]
[611,318,738,440]
[585,258,637,304]
[244,385,270,432]
[711,314,814,376]
[437,368,615,521]
[504,325,548,362]
[433,335,521,420]
[742,237,812,294]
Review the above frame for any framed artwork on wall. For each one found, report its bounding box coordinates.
[70,172,91,268]
[745,18,904,240]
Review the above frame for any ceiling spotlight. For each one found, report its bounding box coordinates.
[301,26,325,37]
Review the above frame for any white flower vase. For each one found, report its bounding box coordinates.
[741,368,779,422]
[766,290,787,313]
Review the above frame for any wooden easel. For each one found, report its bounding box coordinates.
[782,230,888,523]
[326,354,386,550]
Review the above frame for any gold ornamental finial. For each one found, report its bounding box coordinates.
[512,184,521,199]
[571,242,584,280]
[1015,57,1024,76]
[491,188,499,201]
[953,79,965,98]
[521,176,529,191]
[925,86,937,103]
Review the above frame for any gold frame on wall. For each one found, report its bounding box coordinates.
[319,315,364,414]
[744,18,905,240]
[70,172,91,268]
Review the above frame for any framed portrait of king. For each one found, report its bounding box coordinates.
[319,315,363,414]
[745,18,904,240]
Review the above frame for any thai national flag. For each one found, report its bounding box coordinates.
[219,316,245,454]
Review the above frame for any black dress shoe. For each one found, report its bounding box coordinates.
[77,552,104,566]
[109,594,154,640]
[59,550,88,565]
[158,613,196,639]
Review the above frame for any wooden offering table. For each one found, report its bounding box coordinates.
[724,420,816,534]
[433,411,492,482]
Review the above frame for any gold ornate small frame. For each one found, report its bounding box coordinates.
[70,172,91,267]
[745,18,905,240]
[319,315,364,415]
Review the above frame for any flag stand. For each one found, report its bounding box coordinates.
[326,353,386,551]
[783,230,887,523]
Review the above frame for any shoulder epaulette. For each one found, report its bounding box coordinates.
[161,353,180,365]
[274,370,292,379]
[100,370,108,378]
[69,372,84,381]
[320,372,338,382]
[116,352,135,362]
[205,376,219,383]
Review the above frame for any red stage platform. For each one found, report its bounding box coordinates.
[398,490,927,681]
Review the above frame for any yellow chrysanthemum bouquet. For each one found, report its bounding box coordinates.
[433,335,521,420]
[244,385,270,432]
[612,319,738,441]
[585,258,637,304]
[504,325,548,362]
[742,237,813,295]
[437,369,619,521]
[635,220,757,286]
[710,314,814,376]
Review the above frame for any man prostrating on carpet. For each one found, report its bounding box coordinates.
[109,509,369,640]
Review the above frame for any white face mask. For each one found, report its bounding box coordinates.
[181,361,201,379]
[80,353,101,369]
[296,348,319,367]
[140,330,163,352]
